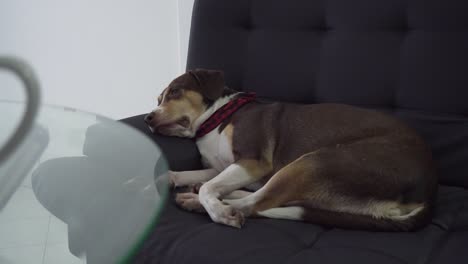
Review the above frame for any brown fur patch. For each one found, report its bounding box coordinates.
[184,90,206,114]
[223,124,234,146]
[158,90,205,126]
[237,159,273,179]
[250,153,318,212]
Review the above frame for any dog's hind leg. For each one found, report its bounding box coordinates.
[176,189,252,213]
[222,153,314,216]
[223,190,253,200]
[254,206,305,220]
[224,139,433,231]
[223,192,305,220]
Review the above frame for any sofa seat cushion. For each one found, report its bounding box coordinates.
[84,114,202,171]
[188,0,468,189]
[134,185,468,264]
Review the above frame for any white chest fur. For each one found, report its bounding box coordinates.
[196,127,235,172]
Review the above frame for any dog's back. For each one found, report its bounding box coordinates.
[225,102,437,231]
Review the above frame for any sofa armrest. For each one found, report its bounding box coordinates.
[83,114,202,171]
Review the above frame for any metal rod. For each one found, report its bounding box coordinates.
[0,56,41,165]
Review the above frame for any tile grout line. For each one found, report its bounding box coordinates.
[0,243,47,251]
[41,214,52,264]
[21,158,40,189]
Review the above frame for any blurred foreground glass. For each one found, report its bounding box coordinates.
[0,57,169,263]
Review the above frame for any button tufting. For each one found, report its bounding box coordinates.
[309,25,332,32]
[392,23,410,32]
[312,18,330,32]
[391,15,410,32]
[242,22,253,31]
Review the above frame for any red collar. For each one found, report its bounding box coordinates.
[195,92,256,138]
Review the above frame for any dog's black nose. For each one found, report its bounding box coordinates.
[144,112,155,124]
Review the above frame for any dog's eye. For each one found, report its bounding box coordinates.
[168,88,181,97]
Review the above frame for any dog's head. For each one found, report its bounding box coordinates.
[145,69,225,137]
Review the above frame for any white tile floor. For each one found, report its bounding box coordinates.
[0,171,83,264]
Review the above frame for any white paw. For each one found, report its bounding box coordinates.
[168,170,180,188]
[210,205,245,229]
[175,192,205,212]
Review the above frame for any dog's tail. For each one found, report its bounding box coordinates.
[296,202,433,232]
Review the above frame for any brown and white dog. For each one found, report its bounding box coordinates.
[145,69,437,231]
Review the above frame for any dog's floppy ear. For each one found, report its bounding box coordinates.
[188,69,225,101]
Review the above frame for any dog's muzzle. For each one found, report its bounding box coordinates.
[144,112,155,125]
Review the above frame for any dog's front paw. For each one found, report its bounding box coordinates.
[175,192,205,213]
[168,170,180,188]
[189,182,204,194]
[212,205,245,229]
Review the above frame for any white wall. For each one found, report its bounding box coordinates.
[0,0,181,119]
[177,0,195,72]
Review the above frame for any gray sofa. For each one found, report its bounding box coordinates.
[34,0,468,263]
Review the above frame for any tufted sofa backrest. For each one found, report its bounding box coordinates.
[186,0,468,188]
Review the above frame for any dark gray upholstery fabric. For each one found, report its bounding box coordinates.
[83,114,202,172]
[132,186,468,264]
[31,155,467,264]
[187,0,468,188]
[120,115,202,171]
